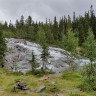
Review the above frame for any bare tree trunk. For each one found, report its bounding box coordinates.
[90,61,94,82]
[32,63,34,73]
[41,62,45,74]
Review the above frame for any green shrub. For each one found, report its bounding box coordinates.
[78,80,96,92]
[11,71,24,76]
[26,69,55,77]
[62,71,81,80]
[46,84,59,93]
[79,65,96,92]
[26,70,44,77]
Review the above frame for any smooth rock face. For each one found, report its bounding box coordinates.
[5,38,90,73]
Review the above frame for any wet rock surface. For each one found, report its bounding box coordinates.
[5,38,90,73]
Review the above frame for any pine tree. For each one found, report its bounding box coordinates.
[59,17,64,41]
[33,21,39,41]
[30,51,36,73]
[67,15,72,28]
[3,21,8,32]
[52,16,59,41]
[0,27,6,67]
[20,15,24,27]
[82,28,96,82]
[84,12,90,39]
[90,5,96,38]
[43,23,54,44]
[64,28,79,71]
[26,16,32,26]
[64,28,78,52]
[41,43,49,73]
[37,27,46,44]
[78,16,85,45]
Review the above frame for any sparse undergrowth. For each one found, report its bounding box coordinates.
[0,68,95,96]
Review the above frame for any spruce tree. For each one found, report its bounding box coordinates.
[52,16,59,41]
[41,43,49,73]
[0,27,6,67]
[59,17,64,41]
[26,16,32,26]
[64,28,78,52]
[30,51,36,73]
[64,28,79,71]
[82,28,96,82]
[78,16,85,45]
[37,27,46,44]
[33,21,39,41]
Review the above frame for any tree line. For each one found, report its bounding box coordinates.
[0,5,95,48]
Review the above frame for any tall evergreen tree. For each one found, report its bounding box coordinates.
[37,27,46,44]
[20,15,24,27]
[90,5,96,38]
[30,51,37,73]
[64,28,79,71]
[78,16,85,45]
[41,43,49,73]
[64,28,78,52]
[82,28,96,82]
[33,21,39,41]
[67,15,72,29]
[59,17,64,41]
[52,16,59,41]
[26,16,32,26]
[0,27,6,67]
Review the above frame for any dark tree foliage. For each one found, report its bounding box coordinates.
[30,51,37,73]
[41,43,49,73]
[0,27,6,67]
[52,16,59,41]
[1,5,96,50]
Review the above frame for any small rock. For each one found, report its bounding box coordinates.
[74,88,80,92]
[40,93,47,96]
[55,93,63,96]
[36,85,46,93]
[51,81,55,84]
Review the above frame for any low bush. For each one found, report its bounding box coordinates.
[62,71,81,80]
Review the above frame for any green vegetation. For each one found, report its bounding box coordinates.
[41,43,50,73]
[64,28,78,53]
[0,26,6,68]
[1,5,95,49]
[78,28,96,92]
[29,51,39,73]
[0,68,95,96]
[1,5,96,96]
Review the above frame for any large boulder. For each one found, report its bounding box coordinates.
[14,80,28,90]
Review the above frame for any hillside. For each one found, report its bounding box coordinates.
[5,38,90,74]
[0,38,94,96]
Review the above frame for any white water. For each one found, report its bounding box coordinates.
[6,38,90,73]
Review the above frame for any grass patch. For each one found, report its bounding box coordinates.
[0,68,95,96]
[62,71,82,80]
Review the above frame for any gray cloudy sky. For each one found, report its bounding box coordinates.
[0,0,96,23]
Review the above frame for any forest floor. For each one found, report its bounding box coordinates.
[0,68,96,96]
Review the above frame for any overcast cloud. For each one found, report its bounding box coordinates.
[0,0,96,23]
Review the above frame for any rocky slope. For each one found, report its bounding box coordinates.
[5,38,90,73]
